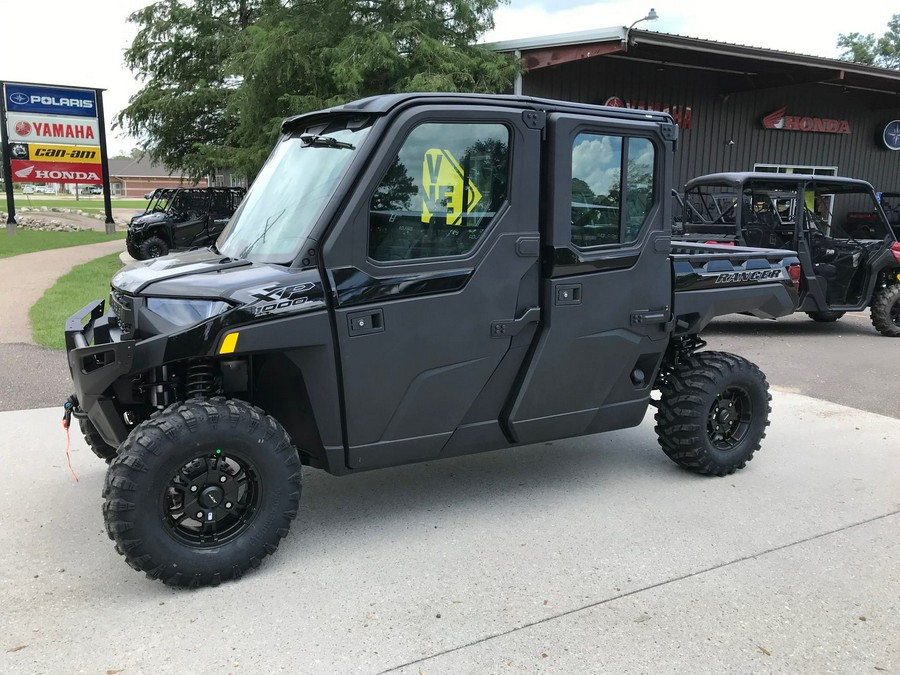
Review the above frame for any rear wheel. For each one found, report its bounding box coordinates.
[103,398,301,587]
[871,285,900,337]
[806,310,844,323]
[79,417,118,463]
[138,235,169,259]
[655,351,771,476]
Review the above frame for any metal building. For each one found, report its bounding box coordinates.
[489,28,900,192]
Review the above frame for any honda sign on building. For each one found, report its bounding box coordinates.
[1,80,113,232]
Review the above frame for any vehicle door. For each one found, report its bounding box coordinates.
[202,189,239,244]
[321,106,542,469]
[504,113,674,444]
[170,191,211,248]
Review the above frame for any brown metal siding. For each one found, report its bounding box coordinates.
[524,56,900,192]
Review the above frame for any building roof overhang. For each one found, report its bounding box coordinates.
[485,28,900,103]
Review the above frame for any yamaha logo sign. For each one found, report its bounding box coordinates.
[882,120,900,151]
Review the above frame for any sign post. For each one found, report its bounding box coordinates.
[95,87,114,233]
[0,84,16,232]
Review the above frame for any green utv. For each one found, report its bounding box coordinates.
[65,94,800,587]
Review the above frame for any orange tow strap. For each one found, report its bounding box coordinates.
[61,408,80,484]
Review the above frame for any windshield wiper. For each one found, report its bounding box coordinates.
[238,208,286,259]
[300,134,355,150]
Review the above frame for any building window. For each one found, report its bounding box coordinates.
[754,164,836,176]
[571,133,655,248]
[368,122,510,262]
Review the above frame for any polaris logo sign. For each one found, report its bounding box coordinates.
[5,83,96,117]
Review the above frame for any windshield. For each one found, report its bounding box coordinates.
[218,120,372,263]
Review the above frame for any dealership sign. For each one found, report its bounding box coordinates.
[881,120,900,150]
[7,142,100,163]
[6,112,100,145]
[761,107,851,134]
[5,83,96,118]
[10,160,103,184]
[605,96,693,130]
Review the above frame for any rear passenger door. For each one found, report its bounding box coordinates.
[322,106,542,469]
[505,113,674,443]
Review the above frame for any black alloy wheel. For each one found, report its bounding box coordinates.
[138,235,169,259]
[164,451,260,547]
[707,386,752,450]
[655,350,771,476]
[103,398,301,587]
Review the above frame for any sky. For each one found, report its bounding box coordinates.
[0,0,894,155]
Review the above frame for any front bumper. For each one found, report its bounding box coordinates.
[66,300,136,446]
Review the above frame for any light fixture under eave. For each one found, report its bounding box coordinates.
[623,8,659,49]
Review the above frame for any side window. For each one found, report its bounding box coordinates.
[369,122,510,261]
[571,133,655,248]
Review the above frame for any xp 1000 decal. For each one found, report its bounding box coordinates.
[249,282,325,317]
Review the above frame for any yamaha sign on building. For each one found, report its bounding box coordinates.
[1,80,113,231]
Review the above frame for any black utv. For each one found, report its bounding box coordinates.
[679,173,900,336]
[126,187,245,260]
[65,94,800,587]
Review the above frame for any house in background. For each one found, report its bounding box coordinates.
[106,156,208,197]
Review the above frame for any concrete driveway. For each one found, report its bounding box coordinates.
[1,391,897,674]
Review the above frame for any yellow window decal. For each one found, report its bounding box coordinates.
[421,148,482,226]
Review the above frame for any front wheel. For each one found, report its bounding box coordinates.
[655,351,771,476]
[871,285,900,337]
[103,398,301,587]
[138,235,169,259]
[807,310,845,323]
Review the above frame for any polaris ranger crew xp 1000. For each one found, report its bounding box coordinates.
[65,94,800,587]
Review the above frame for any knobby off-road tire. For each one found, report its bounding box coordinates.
[126,240,142,260]
[103,398,301,587]
[79,418,118,463]
[806,310,845,323]
[655,351,771,476]
[138,235,169,259]
[871,285,900,337]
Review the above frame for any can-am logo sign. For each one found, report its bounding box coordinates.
[761,107,851,134]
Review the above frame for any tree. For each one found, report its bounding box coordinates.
[837,14,900,69]
[116,0,268,181]
[118,0,519,182]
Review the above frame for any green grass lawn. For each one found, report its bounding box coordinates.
[30,253,123,350]
[0,230,125,259]
[11,197,147,212]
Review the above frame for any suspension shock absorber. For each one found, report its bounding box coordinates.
[185,361,217,399]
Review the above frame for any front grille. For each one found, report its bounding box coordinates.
[110,290,135,338]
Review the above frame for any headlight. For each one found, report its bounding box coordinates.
[146,298,231,326]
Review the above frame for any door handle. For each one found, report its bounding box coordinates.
[347,308,384,336]
[491,307,540,338]
[630,307,670,325]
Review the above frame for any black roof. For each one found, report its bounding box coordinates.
[282,92,677,132]
[684,172,876,192]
